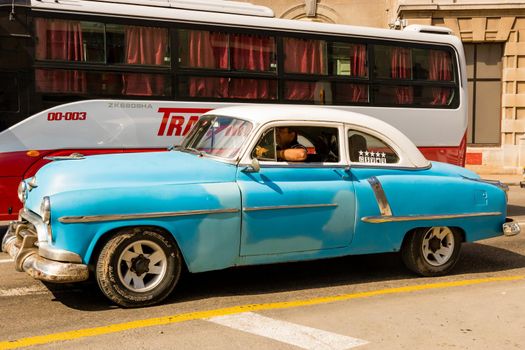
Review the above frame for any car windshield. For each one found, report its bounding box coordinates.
[180,115,253,159]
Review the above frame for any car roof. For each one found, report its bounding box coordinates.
[205,105,431,168]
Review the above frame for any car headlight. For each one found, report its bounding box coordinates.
[40,196,51,224]
[17,181,28,203]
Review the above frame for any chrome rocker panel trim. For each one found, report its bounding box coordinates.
[361,211,503,223]
[59,208,240,224]
[1,220,88,283]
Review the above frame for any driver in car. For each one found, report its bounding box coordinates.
[256,127,307,162]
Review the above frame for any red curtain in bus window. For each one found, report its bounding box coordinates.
[187,31,229,97]
[284,38,326,101]
[229,34,274,98]
[429,50,453,105]
[122,26,168,96]
[349,44,368,102]
[34,18,87,93]
[391,47,413,104]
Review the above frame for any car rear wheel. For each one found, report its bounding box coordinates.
[96,227,182,307]
[401,226,461,277]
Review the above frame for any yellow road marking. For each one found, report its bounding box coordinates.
[1,275,523,349]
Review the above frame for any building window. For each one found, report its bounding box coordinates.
[0,72,19,112]
[465,43,502,145]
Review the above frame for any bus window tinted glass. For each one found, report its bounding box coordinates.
[374,45,412,80]
[178,30,276,72]
[35,69,170,96]
[35,18,104,63]
[106,24,170,66]
[178,30,229,69]
[330,42,367,77]
[179,76,277,100]
[284,81,331,103]
[333,83,368,104]
[283,37,327,75]
[413,48,453,81]
[373,85,454,106]
[230,33,276,72]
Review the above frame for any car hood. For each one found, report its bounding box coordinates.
[24,151,237,211]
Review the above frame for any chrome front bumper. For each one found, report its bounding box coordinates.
[1,219,89,283]
[503,218,521,237]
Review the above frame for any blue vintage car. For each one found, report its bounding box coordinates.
[2,106,520,307]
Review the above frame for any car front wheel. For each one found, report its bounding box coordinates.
[96,227,182,307]
[401,226,462,277]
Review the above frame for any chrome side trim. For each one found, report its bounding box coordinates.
[244,203,338,212]
[367,176,392,216]
[59,208,240,224]
[39,243,83,263]
[361,211,503,223]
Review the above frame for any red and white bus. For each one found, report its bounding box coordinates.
[0,0,467,220]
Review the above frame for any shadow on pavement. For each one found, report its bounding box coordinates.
[508,204,525,217]
[45,241,525,311]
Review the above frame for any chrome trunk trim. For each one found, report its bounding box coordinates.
[361,211,503,223]
[243,203,338,212]
[59,208,240,223]
[367,176,392,216]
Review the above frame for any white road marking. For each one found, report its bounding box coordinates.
[0,285,49,297]
[0,259,14,264]
[207,312,368,350]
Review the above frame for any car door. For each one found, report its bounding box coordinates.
[236,122,356,257]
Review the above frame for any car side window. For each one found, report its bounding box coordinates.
[348,130,399,164]
[252,126,340,163]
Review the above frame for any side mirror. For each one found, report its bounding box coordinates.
[242,158,261,173]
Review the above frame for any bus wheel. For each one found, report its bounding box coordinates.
[401,226,461,277]
[96,228,181,308]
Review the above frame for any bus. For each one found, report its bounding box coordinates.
[0,0,467,220]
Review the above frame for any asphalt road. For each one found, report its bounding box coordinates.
[1,185,525,349]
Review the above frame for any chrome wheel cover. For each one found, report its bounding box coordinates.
[117,240,168,292]
[421,227,455,267]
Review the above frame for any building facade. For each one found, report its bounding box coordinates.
[250,0,525,174]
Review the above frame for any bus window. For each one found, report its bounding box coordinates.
[179,76,277,100]
[35,18,104,63]
[35,18,170,66]
[283,37,327,75]
[178,29,276,72]
[106,24,170,66]
[329,42,368,78]
[35,69,171,96]
[333,82,369,104]
[372,44,455,106]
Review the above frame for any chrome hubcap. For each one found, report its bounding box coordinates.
[422,227,455,267]
[117,240,167,292]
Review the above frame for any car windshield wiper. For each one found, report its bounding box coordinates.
[180,147,205,156]
[167,145,182,151]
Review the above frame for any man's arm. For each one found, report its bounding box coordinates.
[278,148,307,162]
